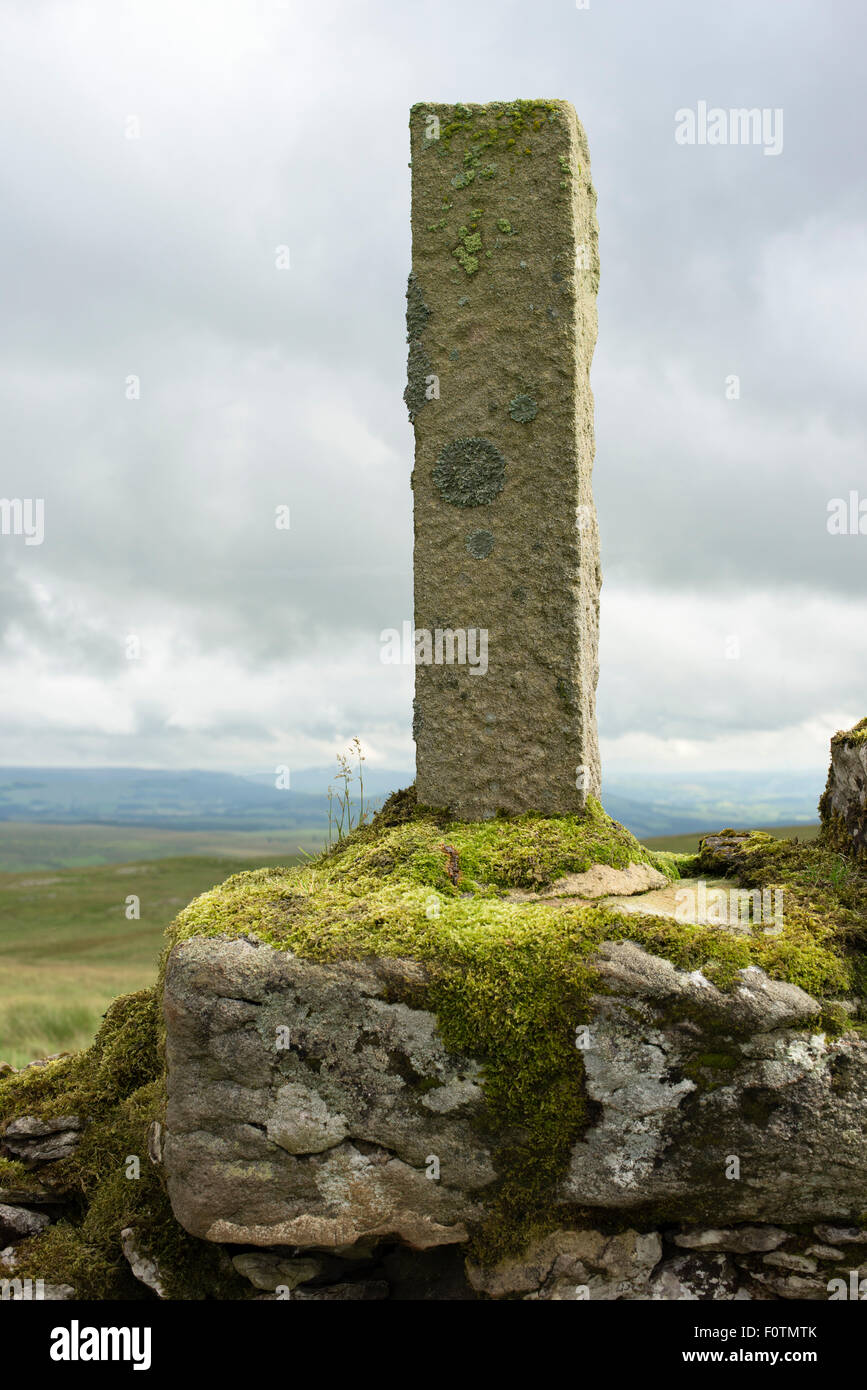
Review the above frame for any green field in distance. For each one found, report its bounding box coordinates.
[0,850,298,1068]
[0,821,328,872]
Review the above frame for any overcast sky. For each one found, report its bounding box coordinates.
[1,0,864,781]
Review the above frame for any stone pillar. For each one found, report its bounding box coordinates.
[406,100,601,820]
[819,718,867,860]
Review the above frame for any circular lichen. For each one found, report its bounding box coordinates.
[466,529,495,559]
[509,393,538,423]
[432,438,506,508]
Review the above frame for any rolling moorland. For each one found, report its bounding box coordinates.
[0,766,824,1068]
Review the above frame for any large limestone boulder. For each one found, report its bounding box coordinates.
[156,800,867,1280]
[162,938,496,1249]
[560,942,867,1223]
[162,933,867,1251]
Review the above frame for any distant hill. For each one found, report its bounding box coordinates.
[601,769,822,840]
[0,766,823,841]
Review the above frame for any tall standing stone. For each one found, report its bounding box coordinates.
[406,99,601,820]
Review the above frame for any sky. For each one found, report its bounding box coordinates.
[0,0,864,781]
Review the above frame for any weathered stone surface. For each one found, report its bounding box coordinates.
[120,1228,166,1298]
[819,718,867,860]
[467,1228,662,1301]
[697,830,754,867]
[813,1224,867,1245]
[648,1252,742,1301]
[507,860,667,902]
[0,1115,82,1166]
[146,1120,163,1166]
[806,1243,844,1260]
[0,1203,51,1242]
[162,930,867,1265]
[291,1280,389,1301]
[163,936,496,1250]
[674,1226,788,1254]
[748,1270,831,1301]
[408,100,601,819]
[231,1252,322,1292]
[0,1185,64,1208]
[762,1250,817,1274]
[561,941,867,1223]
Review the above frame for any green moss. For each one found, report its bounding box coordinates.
[11,1085,250,1300]
[694,1052,740,1070]
[0,990,249,1300]
[697,829,867,986]
[418,100,567,281]
[0,1153,47,1193]
[682,1051,743,1094]
[0,989,159,1127]
[817,1002,854,1038]
[424,99,563,157]
[831,717,867,747]
[452,222,483,275]
[453,245,478,274]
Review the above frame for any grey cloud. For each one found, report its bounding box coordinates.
[0,0,864,767]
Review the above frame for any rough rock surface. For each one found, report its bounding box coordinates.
[1,1115,82,1166]
[163,936,496,1249]
[0,1203,51,1242]
[467,1228,662,1301]
[561,941,867,1223]
[463,1225,867,1302]
[819,718,867,860]
[158,926,867,1298]
[673,1226,788,1254]
[120,1228,166,1298]
[231,1251,322,1292]
[508,860,667,902]
[290,1280,389,1301]
[648,1252,746,1301]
